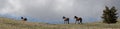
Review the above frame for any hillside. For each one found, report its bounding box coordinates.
[0,17,120,29]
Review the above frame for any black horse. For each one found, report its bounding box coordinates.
[63,16,69,24]
[74,16,82,24]
[21,17,27,21]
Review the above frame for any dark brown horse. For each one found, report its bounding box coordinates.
[63,16,69,24]
[21,17,27,21]
[74,16,82,24]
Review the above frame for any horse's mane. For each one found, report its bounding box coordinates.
[63,16,66,19]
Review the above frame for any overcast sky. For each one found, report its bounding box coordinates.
[0,0,120,23]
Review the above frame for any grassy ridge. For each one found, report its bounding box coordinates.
[0,17,120,29]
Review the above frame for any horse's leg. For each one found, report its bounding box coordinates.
[68,21,69,24]
[65,21,67,24]
[64,21,65,24]
[80,20,82,24]
[65,21,66,24]
[77,21,79,24]
[75,21,77,24]
[67,21,68,24]
[78,21,80,24]
[66,21,68,24]
[66,21,67,24]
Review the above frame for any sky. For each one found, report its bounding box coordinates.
[0,0,120,24]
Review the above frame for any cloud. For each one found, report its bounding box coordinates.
[0,0,120,23]
[0,0,25,16]
[0,0,6,9]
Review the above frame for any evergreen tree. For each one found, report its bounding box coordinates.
[102,6,118,24]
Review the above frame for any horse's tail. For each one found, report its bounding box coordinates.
[67,18,69,24]
[67,18,69,20]
[80,18,82,22]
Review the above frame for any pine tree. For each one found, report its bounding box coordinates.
[102,6,118,24]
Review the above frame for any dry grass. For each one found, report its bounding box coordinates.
[0,17,120,29]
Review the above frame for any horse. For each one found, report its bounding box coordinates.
[74,16,82,24]
[63,16,69,24]
[21,17,27,21]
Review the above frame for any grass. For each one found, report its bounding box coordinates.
[0,17,120,29]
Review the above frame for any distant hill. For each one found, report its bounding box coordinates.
[0,17,120,29]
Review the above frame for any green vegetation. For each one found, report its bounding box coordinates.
[0,17,120,29]
[102,6,118,24]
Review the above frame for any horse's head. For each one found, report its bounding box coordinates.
[63,16,66,19]
[74,16,78,19]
